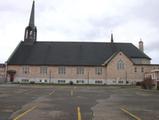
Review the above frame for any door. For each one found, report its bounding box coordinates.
[10,74,15,82]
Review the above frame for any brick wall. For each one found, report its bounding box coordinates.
[7,53,159,85]
[0,64,6,83]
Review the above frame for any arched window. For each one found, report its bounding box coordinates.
[25,30,28,39]
[117,60,125,70]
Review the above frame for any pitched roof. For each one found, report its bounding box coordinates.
[7,41,151,66]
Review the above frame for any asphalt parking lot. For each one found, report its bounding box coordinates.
[0,84,159,120]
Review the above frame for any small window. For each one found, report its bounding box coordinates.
[141,67,144,72]
[95,67,102,75]
[58,80,65,84]
[21,79,29,83]
[77,80,84,84]
[134,67,137,72]
[113,80,116,83]
[95,80,103,84]
[39,80,42,82]
[118,81,123,84]
[44,80,47,83]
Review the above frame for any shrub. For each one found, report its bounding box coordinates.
[69,81,73,85]
[30,81,35,84]
[141,77,153,89]
[136,82,141,86]
[157,81,159,90]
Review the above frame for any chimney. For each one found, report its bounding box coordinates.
[111,33,114,43]
[139,39,144,52]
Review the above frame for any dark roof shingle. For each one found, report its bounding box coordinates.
[7,41,151,66]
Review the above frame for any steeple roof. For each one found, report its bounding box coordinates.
[29,1,35,27]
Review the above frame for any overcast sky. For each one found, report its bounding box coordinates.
[0,0,159,64]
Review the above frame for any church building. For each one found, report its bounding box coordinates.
[6,1,159,85]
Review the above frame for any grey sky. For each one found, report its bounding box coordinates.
[0,0,159,63]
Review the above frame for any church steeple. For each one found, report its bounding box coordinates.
[24,1,37,44]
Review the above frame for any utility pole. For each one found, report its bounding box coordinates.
[49,70,52,84]
[125,71,127,85]
[87,71,89,85]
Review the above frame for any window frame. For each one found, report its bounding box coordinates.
[40,66,48,75]
[117,60,125,70]
[95,67,102,75]
[141,67,144,72]
[95,80,103,84]
[58,80,66,84]
[22,66,30,74]
[76,80,84,84]
[58,66,66,75]
[77,67,84,75]
[134,67,137,72]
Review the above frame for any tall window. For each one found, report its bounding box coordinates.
[134,67,137,72]
[22,66,29,74]
[58,66,66,74]
[77,67,84,74]
[40,66,48,75]
[117,60,124,70]
[141,67,144,72]
[95,67,102,75]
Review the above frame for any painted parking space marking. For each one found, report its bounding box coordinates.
[120,107,141,120]
[135,92,152,97]
[13,105,38,120]
[71,90,73,96]
[77,106,82,120]
[13,90,55,120]
[49,90,55,96]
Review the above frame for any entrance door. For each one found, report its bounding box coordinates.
[7,70,16,82]
[10,74,15,82]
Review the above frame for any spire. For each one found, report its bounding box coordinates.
[24,1,37,44]
[111,33,114,43]
[29,1,35,27]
